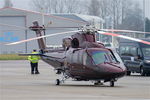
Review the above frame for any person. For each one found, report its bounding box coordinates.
[28,49,40,74]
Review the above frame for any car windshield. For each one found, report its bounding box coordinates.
[142,47,150,57]
[91,51,109,65]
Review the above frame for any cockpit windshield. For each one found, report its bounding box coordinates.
[91,51,109,65]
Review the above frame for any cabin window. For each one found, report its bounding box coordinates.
[72,51,78,63]
[78,50,83,64]
[71,38,79,48]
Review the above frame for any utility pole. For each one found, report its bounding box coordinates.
[143,0,145,32]
[143,0,146,38]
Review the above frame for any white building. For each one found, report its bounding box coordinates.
[0,7,104,54]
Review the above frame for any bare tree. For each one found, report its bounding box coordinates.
[31,0,144,31]
[63,0,82,13]
[4,0,13,7]
[31,0,85,13]
[88,0,100,16]
[87,0,141,29]
[120,2,144,31]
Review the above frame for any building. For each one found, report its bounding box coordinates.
[0,7,104,54]
[53,14,104,29]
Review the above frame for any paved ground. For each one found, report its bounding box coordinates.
[0,60,150,100]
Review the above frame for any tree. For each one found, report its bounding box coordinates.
[4,0,13,7]
[31,0,85,13]
[87,0,133,29]
[88,0,100,16]
[31,0,144,31]
[119,2,144,31]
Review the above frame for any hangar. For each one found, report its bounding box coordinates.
[0,7,104,54]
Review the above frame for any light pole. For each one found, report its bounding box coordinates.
[143,0,145,32]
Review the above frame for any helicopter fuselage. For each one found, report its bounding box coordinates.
[41,47,126,81]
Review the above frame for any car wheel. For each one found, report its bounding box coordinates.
[146,73,150,76]
[126,71,131,76]
[110,81,114,87]
[140,67,145,76]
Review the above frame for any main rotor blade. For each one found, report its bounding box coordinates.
[101,29,150,34]
[0,23,28,30]
[98,31,150,45]
[0,23,79,31]
[6,30,81,45]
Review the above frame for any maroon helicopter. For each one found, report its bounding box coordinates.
[6,20,150,87]
[8,21,125,87]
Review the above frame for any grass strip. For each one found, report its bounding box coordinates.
[0,54,27,60]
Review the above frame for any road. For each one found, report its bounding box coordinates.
[0,60,150,100]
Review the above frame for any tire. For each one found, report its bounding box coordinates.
[110,81,114,87]
[140,67,145,76]
[146,73,150,76]
[55,79,60,85]
[126,71,131,76]
[94,82,98,85]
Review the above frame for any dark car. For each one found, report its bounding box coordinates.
[119,39,150,76]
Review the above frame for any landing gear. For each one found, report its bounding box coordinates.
[94,81,103,85]
[110,81,114,87]
[55,79,60,85]
[56,70,62,74]
[55,71,69,86]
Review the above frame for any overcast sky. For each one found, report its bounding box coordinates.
[0,0,150,18]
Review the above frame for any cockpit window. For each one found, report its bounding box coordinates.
[107,52,118,63]
[91,51,109,65]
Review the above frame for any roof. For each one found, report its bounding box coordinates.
[0,7,87,24]
[53,13,104,23]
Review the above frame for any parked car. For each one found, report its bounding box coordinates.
[118,39,150,76]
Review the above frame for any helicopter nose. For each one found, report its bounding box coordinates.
[115,70,127,78]
[113,66,127,77]
[105,65,127,78]
[114,66,127,78]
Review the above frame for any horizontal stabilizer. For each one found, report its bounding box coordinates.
[18,53,43,56]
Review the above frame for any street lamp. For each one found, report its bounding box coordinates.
[143,0,145,32]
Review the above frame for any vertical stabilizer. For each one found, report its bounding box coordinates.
[30,21,46,50]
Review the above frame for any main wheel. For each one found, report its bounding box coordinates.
[55,79,60,85]
[110,81,114,87]
[55,70,61,74]
[94,81,103,85]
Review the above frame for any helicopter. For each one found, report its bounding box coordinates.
[5,21,150,87]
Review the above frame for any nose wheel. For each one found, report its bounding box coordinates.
[55,79,60,85]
